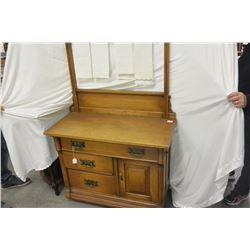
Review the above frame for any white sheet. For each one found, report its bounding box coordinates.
[115,43,134,78]
[1,109,69,180]
[74,43,164,91]
[169,43,244,208]
[134,43,153,80]
[72,43,92,79]
[90,43,110,79]
[0,43,72,118]
[1,43,73,180]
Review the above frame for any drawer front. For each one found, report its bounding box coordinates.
[62,151,113,175]
[67,169,117,195]
[61,138,159,162]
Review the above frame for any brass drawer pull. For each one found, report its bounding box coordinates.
[128,147,145,157]
[80,160,96,168]
[84,179,98,188]
[71,140,85,150]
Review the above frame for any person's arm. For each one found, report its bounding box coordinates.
[244,94,250,113]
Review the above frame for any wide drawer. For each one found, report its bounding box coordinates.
[67,169,117,195]
[61,138,159,162]
[62,151,113,175]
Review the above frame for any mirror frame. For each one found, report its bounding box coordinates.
[65,43,173,119]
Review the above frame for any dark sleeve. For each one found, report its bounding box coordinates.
[3,43,8,53]
[244,94,250,115]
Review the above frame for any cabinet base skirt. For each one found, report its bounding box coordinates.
[67,188,165,208]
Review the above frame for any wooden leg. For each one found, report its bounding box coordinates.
[48,166,57,195]
[41,158,63,196]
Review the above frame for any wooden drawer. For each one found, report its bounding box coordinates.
[62,151,113,175]
[61,138,159,163]
[67,169,117,195]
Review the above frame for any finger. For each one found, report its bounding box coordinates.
[228,95,240,101]
[228,96,240,102]
[228,92,239,98]
[235,104,243,108]
[234,100,244,107]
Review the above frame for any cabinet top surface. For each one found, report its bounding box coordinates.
[45,112,175,149]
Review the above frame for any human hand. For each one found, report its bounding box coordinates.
[228,92,247,108]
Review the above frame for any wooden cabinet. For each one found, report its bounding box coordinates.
[45,112,174,207]
[44,43,175,207]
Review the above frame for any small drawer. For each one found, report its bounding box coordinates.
[61,138,159,163]
[67,169,117,195]
[62,151,113,175]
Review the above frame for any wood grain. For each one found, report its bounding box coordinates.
[65,43,79,111]
[45,112,175,149]
[60,138,160,163]
[77,91,165,117]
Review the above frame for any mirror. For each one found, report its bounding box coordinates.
[65,43,171,119]
[70,43,165,92]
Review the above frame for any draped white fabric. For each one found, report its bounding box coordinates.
[0,43,72,118]
[169,43,244,207]
[134,43,153,80]
[91,43,110,78]
[73,43,163,91]
[1,43,72,180]
[72,43,92,79]
[115,43,134,78]
[1,110,69,180]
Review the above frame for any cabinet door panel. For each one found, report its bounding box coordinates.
[124,164,150,195]
[118,159,159,203]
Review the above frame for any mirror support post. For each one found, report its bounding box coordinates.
[164,43,170,119]
[65,43,79,112]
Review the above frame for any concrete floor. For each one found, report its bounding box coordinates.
[1,163,250,208]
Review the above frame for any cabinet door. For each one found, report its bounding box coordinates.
[118,159,160,203]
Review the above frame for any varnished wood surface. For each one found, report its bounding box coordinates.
[67,169,117,195]
[164,43,170,118]
[45,112,175,149]
[61,138,160,163]
[77,89,164,95]
[118,159,159,203]
[77,91,165,117]
[62,151,114,175]
[69,188,160,208]
[65,43,79,111]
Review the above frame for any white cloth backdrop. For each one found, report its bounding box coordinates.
[115,43,134,78]
[73,43,164,92]
[0,43,72,180]
[91,43,110,79]
[1,43,72,118]
[169,43,244,207]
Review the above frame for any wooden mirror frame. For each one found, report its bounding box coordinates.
[65,43,174,119]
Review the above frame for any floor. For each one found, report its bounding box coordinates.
[1,162,250,208]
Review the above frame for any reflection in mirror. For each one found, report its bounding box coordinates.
[72,43,164,92]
